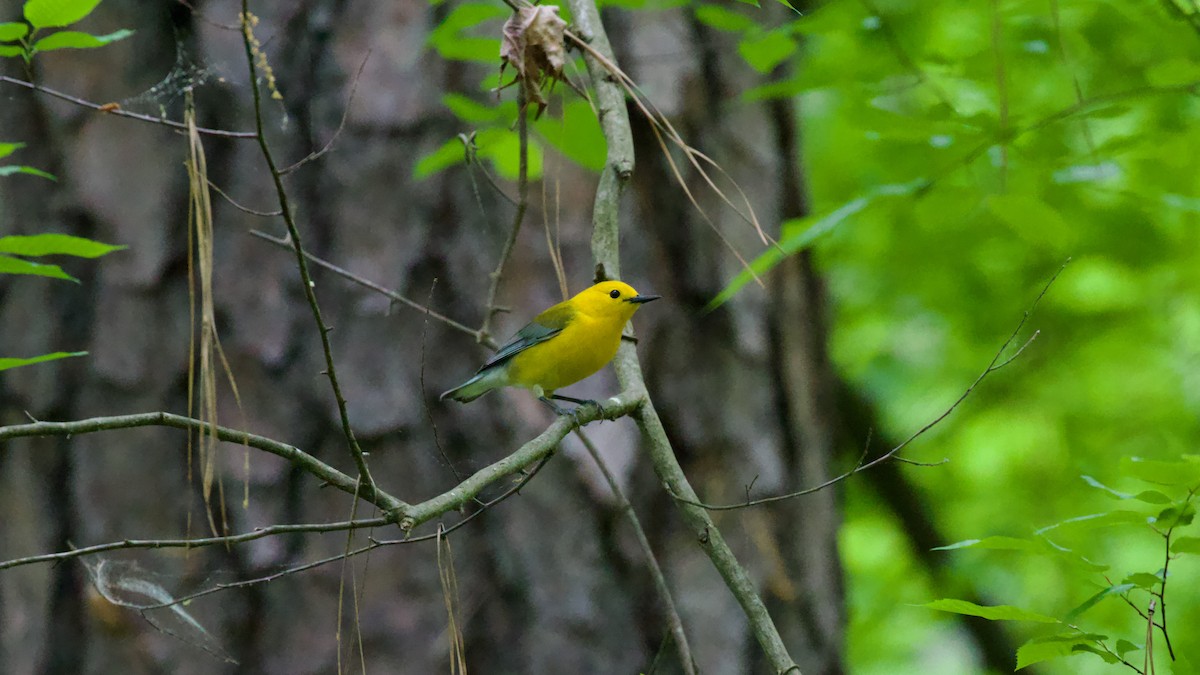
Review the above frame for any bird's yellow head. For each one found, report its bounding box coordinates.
[572,281,660,321]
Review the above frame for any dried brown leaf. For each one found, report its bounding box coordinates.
[500,6,567,112]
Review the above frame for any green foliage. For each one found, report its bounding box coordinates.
[767,0,1200,671]
[0,233,125,283]
[0,232,123,371]
[926,466,1199,670]
[0,352,88,373]
[922,599,1060,623]
[0,0,132,63]
[0,142,55,180]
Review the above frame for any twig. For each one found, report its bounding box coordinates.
[479,89,531,343]
[280,50,371,175]
[249,229,495,349]
[566,0,799,670]
[240,4,378,500]
[0,412,405,512]
[207,178,281,217]
[461,132,519,208]
[139,453,555,611]
[0,516,389,572]
[576,430,696,675]
[393,391,644,531]
[419,279,470,484]
[669,260,1067,511]
[0,75,256,138]
[1152,486,1193,661]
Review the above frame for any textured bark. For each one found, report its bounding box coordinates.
[2,1,845,673]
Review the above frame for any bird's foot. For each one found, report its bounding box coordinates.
[539,396,597,427]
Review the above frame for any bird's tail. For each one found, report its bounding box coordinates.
[440,367,507,403]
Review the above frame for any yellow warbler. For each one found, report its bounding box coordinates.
[440,281,659,415]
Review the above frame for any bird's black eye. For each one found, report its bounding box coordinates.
[609,289,621,299]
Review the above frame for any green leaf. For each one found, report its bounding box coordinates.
[0,254,76,281]
[426,2,507,63]
[933,535,1107,572]
[1121,572,1163,590]
[922,599,1060,623]
[706,180,926,312]
[533,99,606,172]
[1133,490,1172,504]
[1064,584,1135,623]
[0,142,24,159]
[1016,634,1107,670]
[32,29,133,53]
[1035,510,1148,534]
[414,138,466,179]
[1114,639,1141,658]
[475,127,543,181]
[0,351,86,372]
[0,233,125,258]
[932,536,1039,552]
[23,0,104,29]
[1071,643,1120,664]
[0,22,29,41]
[1155,503,1195,528]
[442,94,510,125]
[694,5,758,33]
[1080,475,1131,499]
[0,165,56,180]
[737,29,797,74]
[1170,536,1200,554]
[1121,456,1200,486]
[0,44,25,57]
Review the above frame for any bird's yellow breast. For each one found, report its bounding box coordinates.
[505,313,623,394]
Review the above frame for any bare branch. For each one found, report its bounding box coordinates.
[394,391,645,531]
[672,259,1069,511]
[566,0,799,670]
[207,178,281,217]
[479,89,531,344]
[0,411,406,511]
[249,229,495,349]
[0,516,389,572]
[240,5,378,499]
[280,50,371,175]
[576,430,696,675]
[0,75,256,139]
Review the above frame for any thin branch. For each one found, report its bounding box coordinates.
[1153,486,1193,661]
[249,229,495,349]
[576,430,696,675]
[0,412,405,512]
[566,0,799,670]
[461,132,519,207]
[0,516,389,572]
[479,89,531,343]
[0,75,256,138]
[280,50,371,175]
[240,5,378,500]
[672,259,1068,511]
[207,178,281,217]
[140,453,555,611]
[394,391,644,530]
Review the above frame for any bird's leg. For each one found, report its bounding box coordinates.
[538,395,592,427]
[550,393,606,417]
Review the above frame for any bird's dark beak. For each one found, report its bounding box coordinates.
[627,294,661,304]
